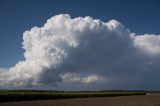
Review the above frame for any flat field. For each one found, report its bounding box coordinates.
[1,93,160,106]
[0,90,145,102]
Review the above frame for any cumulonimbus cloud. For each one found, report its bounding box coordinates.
[0,14,160,90]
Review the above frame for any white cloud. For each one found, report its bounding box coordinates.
[133,34,160,56]
[0,14,160,90]
[60,72,105,84]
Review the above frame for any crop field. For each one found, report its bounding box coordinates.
[0,90,145,102]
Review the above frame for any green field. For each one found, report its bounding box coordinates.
[0,90,145,103]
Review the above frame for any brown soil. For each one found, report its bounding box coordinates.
[0,93,160,106]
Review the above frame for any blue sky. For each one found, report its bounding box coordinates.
[1,0,160,90]
[0,0,160,68]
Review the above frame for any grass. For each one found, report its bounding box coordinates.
[0,90,145,103]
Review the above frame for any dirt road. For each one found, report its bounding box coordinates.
[1,93,160,106]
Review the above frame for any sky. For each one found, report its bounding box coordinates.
[0,0,160,67]
[0,0,160,90]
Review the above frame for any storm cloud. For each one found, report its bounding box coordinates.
[0,14,160,90]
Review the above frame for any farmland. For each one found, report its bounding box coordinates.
[0,90,145,102]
